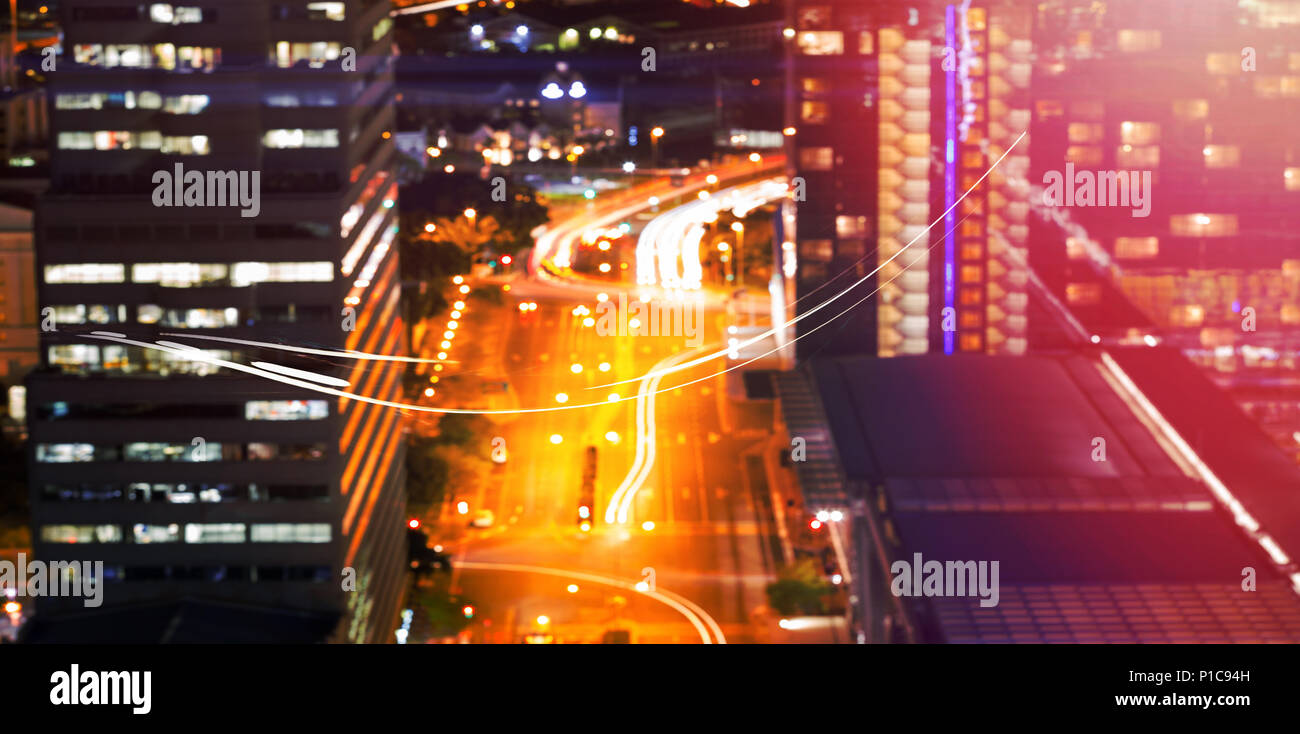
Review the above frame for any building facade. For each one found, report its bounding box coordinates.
[28,0,407,643]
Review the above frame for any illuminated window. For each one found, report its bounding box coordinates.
[1285,167,1300,191]
[959,265,983,284]
[959,333,982,351]
[251,523,331,543]
[801,78,829,95]
[959,288,982,306]
[1202,144,1240,168]
[231,261,334,286]
[185,523,247,543]
[836,216,869,238]
[859,32,873,55]
[799,147,834,171]
[797,31,843,56]
[125,441,223,462]
[36,443,96,463]
[133,523,180,543]
[801,101,829,124]
[1065,283,1102,305]
[245,400,329,421]
[263,128,339,149]
[960,243,983,260]
[959,312,982,328]
[307,2,345,21]
[1172,99,1208,120]
[800,239,833,263]
[1035,100,1064,120]
[1115,237,1159,259]
[132,263,228,287]
[41,524,123,544]
[1067,123,1103,144]
[1119,121,1160,146]
[1206,52,1240,75]
[1116,29,1161,53]
[162,94,210,114]
[44,263,125,284]
[150,5,204,24]
[272,41,342,68]
[1170,214,1237,237]
[1254,76,1300,98]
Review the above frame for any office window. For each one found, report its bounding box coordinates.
[132,263,228,287]
[1170,214,1238,237]
[251,523,331,543]
[799,146,834,171]
[41,524,123,544]
[150,4,205,24]
[1117,29,1161,53]
[799,239,833,263]
[132,523,181,543]
[263,128,339,149]
[836,216,869,239]
[1172,99,1208,120]
[960,265,983,284]
[1067,123,1104,144]
[37,443,96,463]
[245,400,329,421]
[163,94,210,114]
[801,77,829,96]
[231,261,333,286]
[124,441,223,462]
[801,101,829,124]
[272,41,342,68]
[45,264,125,284]
[185,523,247,543]
[798,32,843,56]
[1119,121,1160,146]
[1202,144,1240,168]
[1115,237,1159,259]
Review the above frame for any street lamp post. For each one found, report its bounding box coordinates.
[731,222,745,291]
[650,126,664,169]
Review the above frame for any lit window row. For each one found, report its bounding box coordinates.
[138,305,240,328]
[57,131,210,154]
[56,92,210,114]
[36,442,328,463]
[245,400,329,421]
[271,41,342,69]
[73,43,220,71]
[44,261,335,287]
[263,128,340,149]
[263,90,340,108]
[47,344,235,376]
[40,522,331,544]
[41,482,328,503]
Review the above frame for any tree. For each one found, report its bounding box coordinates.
[424,214,507,256]
[765,559,833,616]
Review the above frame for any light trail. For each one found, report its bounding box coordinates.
[455,561,725,644]
[604,346,713,525]
[586,131,1028,391]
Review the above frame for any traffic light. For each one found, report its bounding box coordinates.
[462,605,475,619]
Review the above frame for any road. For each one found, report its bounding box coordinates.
[420,162,789,643]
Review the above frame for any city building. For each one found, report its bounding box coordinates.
[26,0,407,643]
[1028,0,1300,462]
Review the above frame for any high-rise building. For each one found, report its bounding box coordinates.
[27,1,407,643]
[784,0,893,359]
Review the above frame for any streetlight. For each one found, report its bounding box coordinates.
[464,207,477,221]
[731,222,745,290]
[650,126,664,169]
